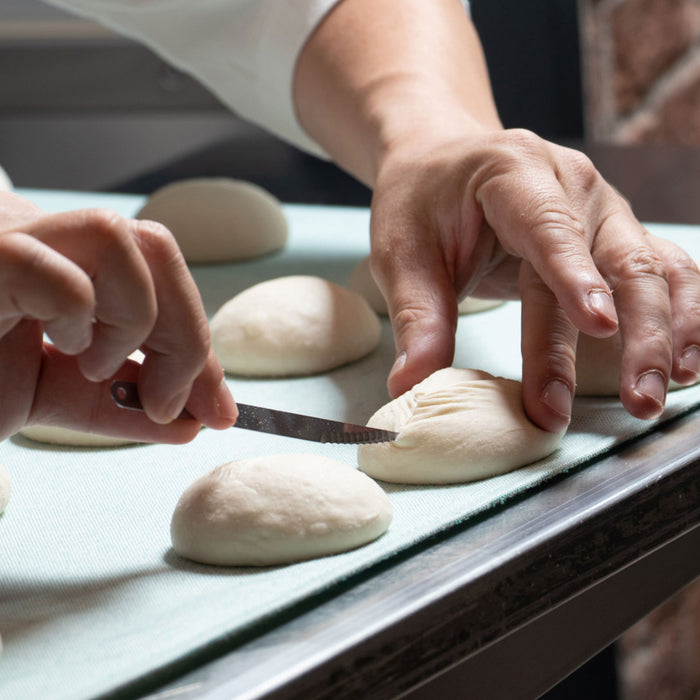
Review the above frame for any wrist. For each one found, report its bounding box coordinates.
[293,0,501,188]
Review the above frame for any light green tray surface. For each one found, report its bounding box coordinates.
[2,189,700,699]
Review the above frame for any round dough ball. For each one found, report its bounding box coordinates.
[171,454,393,566]
[19,425,136,447]
[0,463,11,514]
[136,178,287,263]
[210,275,382,376]
[347,256,503,316]
[358,367,565,484]
[575,332,687,396]
[0,164,13,192]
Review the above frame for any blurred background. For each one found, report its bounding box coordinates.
[0,0,698,698]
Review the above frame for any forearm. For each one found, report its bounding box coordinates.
[293,0,501,186]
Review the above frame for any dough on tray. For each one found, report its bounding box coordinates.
[358,367,565,484]
[170,454,393,566]
[347,256,503,316]
[136,178,288,263]
[210,275,381,376]
[0,463,11,514]
[18,425,136,447]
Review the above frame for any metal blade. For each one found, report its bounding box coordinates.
[110,380,397,445]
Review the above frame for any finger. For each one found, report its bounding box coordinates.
[21,209,158,381]
[0,232,95,353]
[27,344,202,444]
[0,319,43,441]
[473,135,619,338]
[651,237,700,386]
[182,349,238,431]
[553,153,675,417]
[519,262,576,433]
[128,220,236,427]
[596,227,673,419]
[370,237,458,398]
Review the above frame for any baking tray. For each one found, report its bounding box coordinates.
[2,189,700,699]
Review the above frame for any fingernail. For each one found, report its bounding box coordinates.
[215,378,237,423]
[391,351,407,375]
[541,379,572,422]
[680,345,700,378]
[634,370,667,412]
[588,290,617,324]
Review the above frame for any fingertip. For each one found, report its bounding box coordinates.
[386,340,454,399]
[626,369,667,421]
[386,295,458,395]
[538,378,572,432]
[208,378,238,430]
[521,379,572,434]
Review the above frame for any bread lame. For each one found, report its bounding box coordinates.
[110,380,397,445]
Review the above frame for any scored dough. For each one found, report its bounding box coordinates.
[347,256,503,316]
[358,367,565,484]
[136,178,288,263]
[575,331,687,396]
[210,275,382,376]
[170,454,393,566]
[0,463,11,514]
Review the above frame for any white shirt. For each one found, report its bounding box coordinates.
[43,0,469,157]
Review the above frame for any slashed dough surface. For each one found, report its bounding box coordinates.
[170,454,393,566]
[347,256,503,316]
[210,275,381,376]
[358,368,565,484]
[136,178,287,263]
[0,463,11,514]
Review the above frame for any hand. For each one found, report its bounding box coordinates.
[369,129,700,431]
[0,192,236,442]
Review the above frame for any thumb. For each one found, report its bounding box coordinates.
[376,255,458,398]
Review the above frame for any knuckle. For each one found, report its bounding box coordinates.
[617,246,668,284]
[391,303,455,339]
[565,149,601,191]
[392,306,425,335]
[663,247,699,275]
[532,205,586,241]
[133,219,181,261]
[167,317,211,374]
[639,325,673,357]
[0,232,34,266]
[546,330,578,368]
[79,208,128,243]
[499,128,542,154]
[681,298,700,324]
